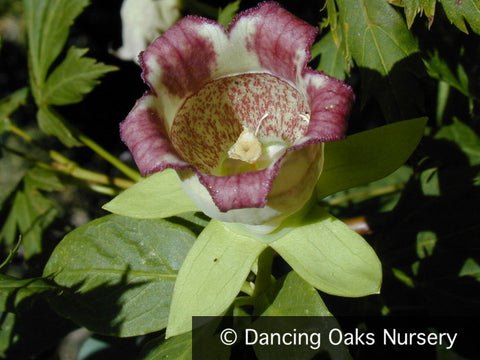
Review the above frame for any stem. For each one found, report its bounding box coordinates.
[253,247,275,297]
[76,133,140,182]
[325,183,404,206]
[49,151,135,189]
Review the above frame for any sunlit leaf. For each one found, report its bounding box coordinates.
[270,205,382,297]
[337,0,421,121]
[217,0,241,28]
[459,258,480,280]
[44,215,195,337]
[103,169,199,219]
[390,0,436,28]
[440,0,480,34]
[23,0,90,91]
[316,118,427,200]
[313,31,349,81]
[43,47,117,105]
[166,220,267,338]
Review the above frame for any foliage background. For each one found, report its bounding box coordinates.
[1,0,480,359]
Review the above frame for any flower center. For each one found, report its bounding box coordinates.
[171,73,310,175]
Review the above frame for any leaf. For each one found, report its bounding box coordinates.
[0,150,30,211]
[459,258,480,280]
[416,231,437,259]
[0,87,29,133]
[37,106,82,147]
[43,215,196,337]
[166,220,267,338]
[316,117,427,199]
[24,166,64,192]
[43,47,117,105]
[269,205,382,297]
[0,275,57,312]
[261,272,332,317]
[423,51,470,97]
[103,169,199,219]
[313,31,349,81]
[254,272,352,360]
[217,0,241,28]
[139,332,192,360]
[23,0,90,90]
[390,0,436,28]
[435,118,480,166]
[337,0,421,121]
[440,0,480,35]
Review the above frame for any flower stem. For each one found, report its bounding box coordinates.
[77,133,140,182]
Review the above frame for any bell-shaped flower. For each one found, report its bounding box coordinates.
[116,0,182,62]
[120,1,354,233]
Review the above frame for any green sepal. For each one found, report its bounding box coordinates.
[166,219,267,338]
[269,205,382,297]
[317,117,427,199]
[103,169,199,219]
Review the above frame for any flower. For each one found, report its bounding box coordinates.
[120,2,354,233]
[116,0,182,62]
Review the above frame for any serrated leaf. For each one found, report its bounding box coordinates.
[316,117,427,199]
[440,0,480,34]
[0,151,30,211]
[0,87,29,133]
[37,106,81,147]
[390,0,436,28]
[424,51,470,97]
[44,215,195,337]
[0,275,57,312]
[103,169,199,219]
[337,0,421,121]
[313,31,349,80]
[435,118,480,166]
[43,47,117,105]
[166,220,267,338]
[270,205,382,297]
[217,0,241,28]
[23,0,90,90]
[24,166,64,192]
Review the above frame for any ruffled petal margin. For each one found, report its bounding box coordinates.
[229,2,318,83]
[302,70,355,143]
[120,93,189,175]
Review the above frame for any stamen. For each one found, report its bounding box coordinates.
[254,112,269,136]
[228,128,262,164]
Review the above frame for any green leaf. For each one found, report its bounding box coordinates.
[459,258,480,280]
[416,231,437,259]
[166,220,267,338]
[103,169,199,219]
[43,215,196,337]
[269,205,382,297]
[261,271,332,317]
[390,0,436,28]
[0,275,57,312]
[43,47,117,105]
[37,106,82,147]
[313,31,349,81]
[440,0,480,34]
[254,272,351,360]
[23,0,90,91]
[424,51,470,97]
[316,117,427,200]
[24,166,64,192]
[337,0,421,121]
[217,0,241,28]
[0,87,29,133]
[139,332,192,360]
[435,118,480,166]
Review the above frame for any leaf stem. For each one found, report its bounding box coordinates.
[76,133,140,182]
